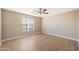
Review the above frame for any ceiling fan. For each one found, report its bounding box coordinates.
[32,8,48,15]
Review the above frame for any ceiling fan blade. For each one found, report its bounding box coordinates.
[32,12,40,14]
[33,10,40,12]
[43,9,47,11]
[32,8,48,15]
[41,11,48,14]
[44,13,48,14]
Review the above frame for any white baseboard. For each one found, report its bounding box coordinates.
[77,40,79,48]
[0,40,2,48]
[42,32,78,41]
[2,32,40,42]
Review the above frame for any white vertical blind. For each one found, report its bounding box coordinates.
[22,17,34,32]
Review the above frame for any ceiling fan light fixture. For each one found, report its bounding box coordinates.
[32,8,48,16]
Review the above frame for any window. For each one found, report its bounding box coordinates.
[22,17,34,32]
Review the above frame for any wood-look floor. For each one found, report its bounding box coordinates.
[1,34,78,51]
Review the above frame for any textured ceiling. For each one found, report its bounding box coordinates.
[3,8,78,17]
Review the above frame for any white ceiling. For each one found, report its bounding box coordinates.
[3,8,78,17]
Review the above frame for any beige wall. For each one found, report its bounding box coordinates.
[77,10,79,39]
[42,10,78,39]
[78,13,79,39]
[0,9,1,46]
[0,9,1,40]
[2,9,41,39]
[2,9,79,40]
